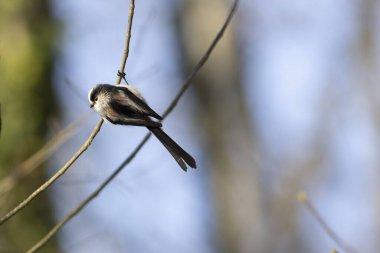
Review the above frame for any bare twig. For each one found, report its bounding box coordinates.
[162,0,238,119]
[0,120,103,225]
[0,0,136,227]
[116,0,135,85]
[26,0,239,252]
[27,134,149,253]
[297,191,358,253]
[0,112,90,198]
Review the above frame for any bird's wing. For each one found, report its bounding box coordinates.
[113,86,163,120]
[106,106,162,127]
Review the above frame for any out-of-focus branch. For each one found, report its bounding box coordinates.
[297,191,358,253]
[163,0,238,118]
[0,0,136,227]
[26,1,239,252]
[0,112,90,198]
[64,78,88,105]
[0,120,103,225]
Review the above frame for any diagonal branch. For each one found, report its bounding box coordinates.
[162,0,238,119]
[0,112,90,198]
[0,121,102,225]
[297,191,358,253]
[0,0,136,226]
[26,0,239,252]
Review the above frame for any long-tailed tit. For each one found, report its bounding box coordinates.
[88,84,196,171]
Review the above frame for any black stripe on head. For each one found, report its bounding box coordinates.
[89,84,114,103]
[89,85,102,103]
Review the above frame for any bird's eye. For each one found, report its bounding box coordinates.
[95,97,98,102]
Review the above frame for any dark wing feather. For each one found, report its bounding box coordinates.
[106,106,162,127]
[114,86,162,120]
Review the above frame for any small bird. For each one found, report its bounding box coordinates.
[88,84,196,171]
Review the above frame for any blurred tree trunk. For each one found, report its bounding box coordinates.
[357,0,379,121]
[177,1,263,252]
[0,1,61,252]
[356,0,380,244]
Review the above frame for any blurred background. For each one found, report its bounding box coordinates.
[1,0,380,252]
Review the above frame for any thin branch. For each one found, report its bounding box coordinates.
[0,120,102,225]
[27,134,149,253]
[0,0,136,226]
[297,191,358,253]
[26,1,239,252]
[0,112,90,198]
[162,0,238,119]
[116,0,135,85]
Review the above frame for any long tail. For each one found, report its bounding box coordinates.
[148,127,196,171]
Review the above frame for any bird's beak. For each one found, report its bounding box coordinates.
[90,103,94,108]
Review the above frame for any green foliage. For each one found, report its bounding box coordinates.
[0,0,61,251]
[0,1,58,174]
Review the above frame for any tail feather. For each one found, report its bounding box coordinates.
[148,127,196,171]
